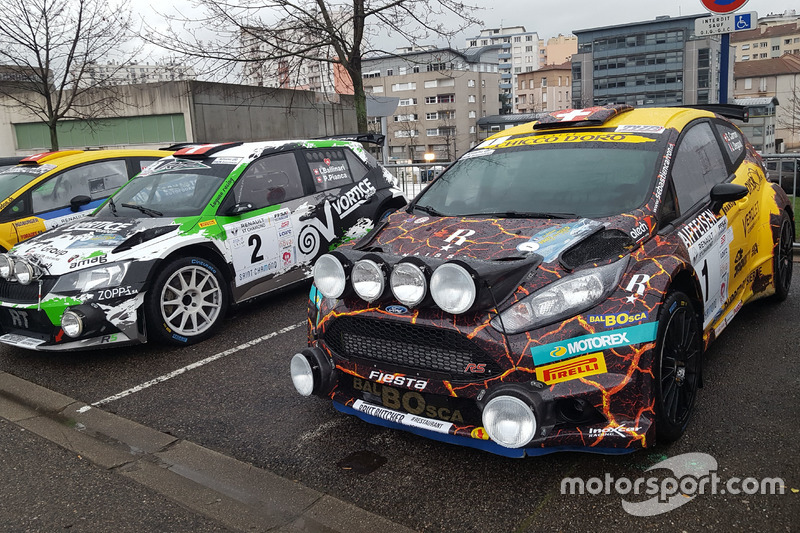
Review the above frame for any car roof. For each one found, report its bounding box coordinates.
[489,106,717,140]
[15,149,174,169]
[170,139,365,160]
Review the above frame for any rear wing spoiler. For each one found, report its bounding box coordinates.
[676,104,749,123]
[318,133,386,145]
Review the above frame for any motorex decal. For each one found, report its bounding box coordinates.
[516,218,603,262]
[530,322,659,366]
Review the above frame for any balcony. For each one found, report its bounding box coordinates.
[500,82,512,90]
[501,72,512,80]
[498,52,512,60]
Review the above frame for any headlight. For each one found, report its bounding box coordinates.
[491,258,628,333]
[0,254,13,279]
[482,395,537,448]
[61,310,84,338]
[390,262,427,307]
[290,353,315,397]
[313,254,347,299]
[51,262,131,293]
[13,260,36,285]
[352,259,385,302]
[430,263,476,314]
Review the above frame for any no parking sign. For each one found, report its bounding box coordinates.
[701,0,750,15]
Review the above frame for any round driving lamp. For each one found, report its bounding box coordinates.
[482,395,538,448]
[351,259,385,302]
[0,254,13,279]
[430,263,476,314]
[390,262,427,307]
[290,353,315,397]
[60,310,84,338]
[13,260,35,285]
[313,254,347,299]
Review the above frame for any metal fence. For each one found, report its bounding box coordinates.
[382,162,450,200]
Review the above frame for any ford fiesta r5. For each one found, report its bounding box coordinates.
[292,105,794,457]
[0,138,406,351]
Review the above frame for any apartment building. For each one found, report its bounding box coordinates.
[733,54,800,151]
[464,27,542,114]
[731,20,800,62]
[571,14,728,108]
[361,47,501,163]
[82,61,196,86]
[515,62,572,113]
[542,35,578,66]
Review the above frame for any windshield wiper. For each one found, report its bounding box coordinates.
[463,211,580,219]
[413,204,447,217]
[122,203,163,217]
[108,196,118,217]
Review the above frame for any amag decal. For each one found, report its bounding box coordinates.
[530,322,659,365]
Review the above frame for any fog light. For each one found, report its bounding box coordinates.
[290,353,315,396]
[313,254,347,299]
[390,262,426,307]
[0,255,13,279]
[482,395,537,448]
[61,310,84,338]
[13,260,35,285]
[430,263,476,314]
[352,259,385,302]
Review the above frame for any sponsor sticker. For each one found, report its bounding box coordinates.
[516,219,602,261]
[615,125,666,134]
[535,353,608,385]
[530,322,659,366]
[199,220,217,228]
[352,400,454,435]
[588,312,648,328]
[487,132,657,150]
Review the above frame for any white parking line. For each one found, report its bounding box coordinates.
[76,322,305,413]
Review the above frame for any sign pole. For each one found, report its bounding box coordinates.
[719,33,729,104]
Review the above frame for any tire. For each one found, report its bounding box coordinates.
[654,291,702,443]
[772,210,794,302]
[145,256,229,346]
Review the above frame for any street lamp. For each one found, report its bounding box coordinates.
[423,152,435,162]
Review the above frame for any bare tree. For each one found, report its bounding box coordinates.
[777,74,800,147]
[146,0,480,133]
[0,0,140,151]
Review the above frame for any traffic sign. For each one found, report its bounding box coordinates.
[700,0,750,15]
[695,11,756,36]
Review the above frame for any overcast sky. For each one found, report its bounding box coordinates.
[444,0,798,43]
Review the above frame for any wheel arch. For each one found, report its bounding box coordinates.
[665,268,704,326]
[152,243,233,286]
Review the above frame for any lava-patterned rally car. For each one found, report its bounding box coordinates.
[0,137,406,351]
[292,105,795,457]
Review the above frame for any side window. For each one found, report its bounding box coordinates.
[344,149,370,182]
[137,158,161,173]
[304,149,355,192]
[31,160,127,213]
[715,122,745,165]
[231,152,303,211]
[671,122,728,213]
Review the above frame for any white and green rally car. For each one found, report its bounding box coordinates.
[0,138,406,350]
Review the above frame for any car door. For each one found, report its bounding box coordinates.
[217,151,309,302]
[10,159,129,240]
[669,120,750,330]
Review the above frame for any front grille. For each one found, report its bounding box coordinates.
[323,316,501,379]
[0,278,57,303]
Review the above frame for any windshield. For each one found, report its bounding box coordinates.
[95,159,234,218]
[415,138,662,219]
[0,164,57,202]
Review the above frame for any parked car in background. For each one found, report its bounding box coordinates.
[0,137,406,351]
[0,149,173,251]
[764,157,799,195]
[294,105,794,457]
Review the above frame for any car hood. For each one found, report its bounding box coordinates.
[12,217,180,275]
[367,212,614,263]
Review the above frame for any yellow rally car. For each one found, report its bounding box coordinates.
[0,149,172,251]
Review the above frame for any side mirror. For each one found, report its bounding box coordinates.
[70,195,91,212]
[226,202,255,216]
[710,183,748,213]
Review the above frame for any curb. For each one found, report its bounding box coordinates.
[0,371,414,533]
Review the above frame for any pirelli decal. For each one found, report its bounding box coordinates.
[535,353,608,385]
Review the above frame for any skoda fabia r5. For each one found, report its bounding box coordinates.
[0,138,405,351]
[293,105,794,457]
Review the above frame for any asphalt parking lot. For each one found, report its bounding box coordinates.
[1,265,798,532]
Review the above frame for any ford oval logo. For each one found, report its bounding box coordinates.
[385,305,408,314]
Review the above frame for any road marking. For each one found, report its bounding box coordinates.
[76,322,305,413]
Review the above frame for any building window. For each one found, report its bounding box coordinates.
[468,79,475,87]
[742,55,750,61]
[542,93,547,103]
[424,80,438,88]
[413,66,420,73]
[468,94,476,103]
[744,78,752,89]
[481,79,485,87]
[470,40,477,46]
[760,53,767,58]
[426,112,438,120]
[520,80,526,89]
[391,82,417,91]
[470,126,476,134]
[541,78,547,88]
[514,36,521,43]
[759,77,767,91]
[741,44,750,50]
[386,69,393,76]
[468,110,476,118]
[772,45,780,51]
[785,39,792,45]
[526,35,533,41]
[525,45,533,52]
[398,98,417,106]
[482,95,486,103]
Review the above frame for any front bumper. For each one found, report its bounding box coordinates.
[305,293,660,456]
[0,292,146,351]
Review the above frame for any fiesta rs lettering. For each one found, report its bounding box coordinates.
[368,370,428,391]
